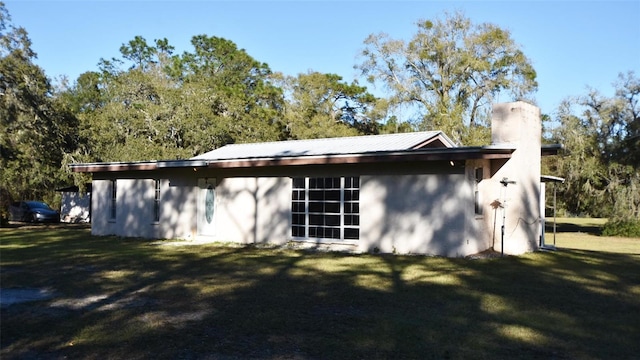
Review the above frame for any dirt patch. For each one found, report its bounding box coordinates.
[466,249,505,259]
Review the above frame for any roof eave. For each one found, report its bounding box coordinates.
[69,162,159,173]
[68,147,517,173]
[204,147,514,169]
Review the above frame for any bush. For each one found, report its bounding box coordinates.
[602,219,640,237]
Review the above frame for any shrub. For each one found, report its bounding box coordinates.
[602,219,640,237]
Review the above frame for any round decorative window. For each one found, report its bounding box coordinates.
[205,185,214,224]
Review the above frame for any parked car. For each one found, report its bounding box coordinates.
[9,201,60,223]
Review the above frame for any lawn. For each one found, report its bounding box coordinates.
[1,223,639,359]
[548,217,640,253]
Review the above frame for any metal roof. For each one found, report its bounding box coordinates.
[191,131,454,161]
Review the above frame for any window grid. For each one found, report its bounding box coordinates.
[291,176,359,241]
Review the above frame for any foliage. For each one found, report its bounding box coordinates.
[0,2,78,204]
[602,219,640,238]
[60,34,287,163]
[546,72,640,220]
[276,71,380,139]
[356,11,537,144]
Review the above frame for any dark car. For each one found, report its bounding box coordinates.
[9,201,61,223]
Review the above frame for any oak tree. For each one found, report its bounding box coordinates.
[357,11,537,144]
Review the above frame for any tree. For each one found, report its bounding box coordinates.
[277,71,380,139]
[356,11,537,144]
[547,72,639,220]
[178,35,285,145]
[0,2,78,206]
[61,34,287,163]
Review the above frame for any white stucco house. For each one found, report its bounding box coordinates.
[70,101,560,257]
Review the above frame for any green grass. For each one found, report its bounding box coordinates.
[1,223,639,359]
[547,217,640,253]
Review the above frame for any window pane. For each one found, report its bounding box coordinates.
[344,215,352,226]
[325,190,340,201]
[325,202,340,213]
[292,213,305,225]
[309,214,324,226]
[326,215,340,226]
[344,228,359,239]
[309,202,324,213]
[293,226,306,237]
[309,190,324,201]
[293,178,305,188]
[292,202,304,213]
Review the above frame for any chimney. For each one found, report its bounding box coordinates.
[489,101,542,254]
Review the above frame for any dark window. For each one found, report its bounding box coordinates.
[154,179,161,222]
[291,176,360,241]
[475,168,483,215]
[110,179,117,220]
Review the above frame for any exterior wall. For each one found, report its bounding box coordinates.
[91,179,114,236]
[360,173,479,257]
[158,173,199,240]
[91,173,199,240]
[90,172,290,243]
[90,161,488,256]
[486,101,542,254]
[216,176,290,244]
[465,158,494,253]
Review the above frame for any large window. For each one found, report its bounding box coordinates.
[291,176,360,241]
[109,179,117,220]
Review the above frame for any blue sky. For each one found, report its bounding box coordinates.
[5,0,640,117]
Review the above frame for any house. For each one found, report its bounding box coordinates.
[70,101,560,257]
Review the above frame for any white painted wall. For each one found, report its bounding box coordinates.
[91,176,198,240]
[360,173,477,257]
[90,166,482,256]
[91,179,113,236]
[216,177,290,244]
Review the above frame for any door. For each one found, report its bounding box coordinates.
[197,178,216,237]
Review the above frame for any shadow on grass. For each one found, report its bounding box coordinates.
[546,221,603,236]
[1,228,639,359]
